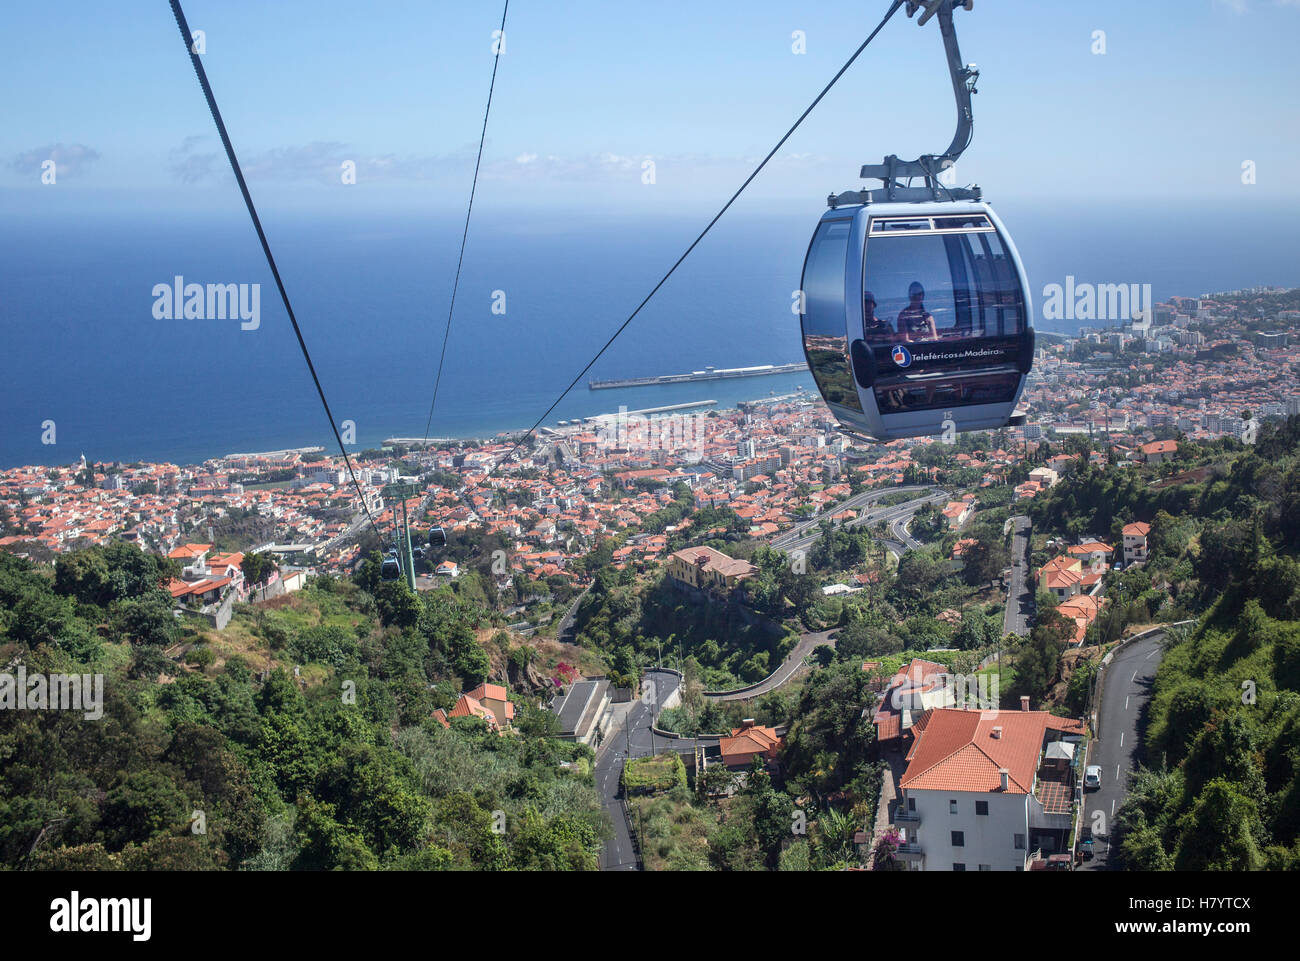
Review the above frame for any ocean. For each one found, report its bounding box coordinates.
[3,200,1297,468]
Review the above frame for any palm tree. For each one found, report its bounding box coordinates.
[818,805,858,864]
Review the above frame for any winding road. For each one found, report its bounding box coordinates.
[1077,630,1165,870]
[595,668,687,870]
[706,629,836,702]
[772,489,951,556]
[1003,515,1033,637]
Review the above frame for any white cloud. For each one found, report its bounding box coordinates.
[9,143,101,178]
[161,138,833,191]
[168,135,221,183]
[1215,0,1300,10]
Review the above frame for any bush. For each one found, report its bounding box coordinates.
[290,625,357,667]
[186,646,216,669]
[622,753,687,796]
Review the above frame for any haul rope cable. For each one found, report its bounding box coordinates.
[488,0,907,477]
[168,0,380,537]
[422,0,511,446]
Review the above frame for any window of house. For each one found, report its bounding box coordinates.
[978,864,991,871]
[975,800,989,815]
[951,831,965,847]
[1014,833,1025,849]
[953,863,966,871]
[949,799,958,815]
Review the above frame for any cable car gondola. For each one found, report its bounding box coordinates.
[380,550,401,581]
[428,527,447,550]
[801,201,1033,440]
[799,0,1034,442]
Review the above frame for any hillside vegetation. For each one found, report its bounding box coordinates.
[0,549,606,870]
[1028,418,1300,870]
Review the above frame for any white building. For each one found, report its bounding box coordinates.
[1122,522,1150,567]
[1027,466,1059,489]
[892,703,1085,871]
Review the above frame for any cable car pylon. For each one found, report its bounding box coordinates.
[382,480,421,591]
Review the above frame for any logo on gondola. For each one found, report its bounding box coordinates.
[891,345,913,368]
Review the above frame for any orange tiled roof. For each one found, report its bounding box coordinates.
[900,708,1084,794]
[465,683,515,720]
[669,545,756,579]
[718,723,782,760]
[1040,555,1081,576]
[1042,567,1083,590]
[449,694,496,726]
[1068,542,1114,555]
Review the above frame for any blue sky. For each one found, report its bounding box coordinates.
[3,0,1299,219]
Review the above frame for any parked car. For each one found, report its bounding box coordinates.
[1084,765,1102,790]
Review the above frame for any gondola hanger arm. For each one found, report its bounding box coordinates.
[831,0,980,208]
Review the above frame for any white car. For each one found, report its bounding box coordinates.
[1084,766,1102,791]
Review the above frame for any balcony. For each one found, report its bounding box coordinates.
[1029,803,1073,833]
[894,809,921,825]
[895,842,925,864]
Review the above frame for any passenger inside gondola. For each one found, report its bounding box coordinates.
[862,290,894,342]
[898,281,938,342]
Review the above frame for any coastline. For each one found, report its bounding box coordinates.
[3,375,818,471]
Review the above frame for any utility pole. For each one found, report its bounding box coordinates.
[649,692,657,759]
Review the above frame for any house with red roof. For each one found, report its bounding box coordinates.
[1122,521,1150,566]
[892,702,1085,870]
[717,720,783,772]
[1015,474,1050,501]
[464,683,515,730]
[1140,439,1178,465]
[666,545,756,593]
[1066,541,1113,571]
[449,692,501,733]
[1056,594,1102,646]
[1038,555,1085,602]
[950,537,977,560]
[166,576,231,604]
[165,542,246,607]
[942,500,973,529]
[872,658,960,749]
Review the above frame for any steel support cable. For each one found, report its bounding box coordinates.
[168,0,380,537]
[489,0,906,477]
[422,0,511,446]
